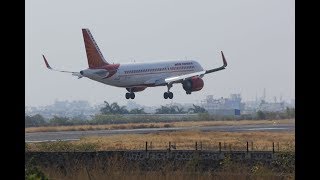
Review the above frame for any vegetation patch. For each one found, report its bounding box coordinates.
[27,131,294,152]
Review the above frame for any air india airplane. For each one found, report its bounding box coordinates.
[43,29,227,99]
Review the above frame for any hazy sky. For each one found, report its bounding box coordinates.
[26,0,294,107]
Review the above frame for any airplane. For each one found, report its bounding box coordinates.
[43,28,227,99]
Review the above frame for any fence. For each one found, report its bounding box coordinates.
[142,141,294,153]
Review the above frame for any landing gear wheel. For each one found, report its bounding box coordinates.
[186,91,191,95]
[164,83,174,99]
[130,92,135,99]
[125,93,130,99]
[164,92,168,99]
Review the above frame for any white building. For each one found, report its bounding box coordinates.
[202,94,245,116]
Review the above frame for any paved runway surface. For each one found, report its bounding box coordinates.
[25,123,294,142]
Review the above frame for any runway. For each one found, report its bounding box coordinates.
[25,123,294,142]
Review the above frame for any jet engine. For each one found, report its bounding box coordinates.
[182,77,204,94]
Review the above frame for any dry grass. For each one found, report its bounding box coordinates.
[25,119,294,133]
[41,169,293,180]
[38,159,294,180]
[26,130,295,179]
[28,130,295,152]
[25,123,166,133]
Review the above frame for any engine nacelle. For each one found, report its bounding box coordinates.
[126,86,147,92]
[182,77,204,92]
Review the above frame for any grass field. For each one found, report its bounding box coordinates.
[27,130,295,152]
[37,166,294,180]
[27,154,295,180]
[25,119,294,133]
[26,127,295,179]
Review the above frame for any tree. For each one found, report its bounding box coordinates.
[286,107,295,118]
[25,114,46,127]
[256,110,266,120]
[129,108,146,114]
[49,116,70,126]
[174,106,186,114]
[100,101,112,114]
[155,106,171,114]
[155,106,179,114]
[100,101,129,114]
[188,104,207,113]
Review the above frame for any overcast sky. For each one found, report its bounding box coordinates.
[26,0,294,107]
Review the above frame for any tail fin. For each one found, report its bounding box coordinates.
[82,28,109,68]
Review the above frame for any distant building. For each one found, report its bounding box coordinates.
[257,100,285,112]
[26,100,98,119]
[201,94,245,116]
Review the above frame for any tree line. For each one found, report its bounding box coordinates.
[25,102,295,127]
[100,101,206,114]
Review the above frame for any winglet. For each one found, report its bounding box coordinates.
[42,55,52,69]
[221,51,227,67]
[41,55,78,75]
[204,51,228,74]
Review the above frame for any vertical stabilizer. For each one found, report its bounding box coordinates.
[82,28,109,68]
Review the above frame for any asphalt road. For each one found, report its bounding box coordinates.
[25,123,294,142]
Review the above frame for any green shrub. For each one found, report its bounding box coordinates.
[36,141,97,152]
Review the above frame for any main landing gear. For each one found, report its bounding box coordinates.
[164,84,173,99]
[125,92,135,99]
[164,92,173,99]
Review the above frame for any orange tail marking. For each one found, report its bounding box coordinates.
[82,29,109,68]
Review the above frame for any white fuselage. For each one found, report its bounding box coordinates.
[81,60,204,88]
[43,28,227,100]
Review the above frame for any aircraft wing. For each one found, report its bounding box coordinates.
[164,70,206,84]
[42,55,84,79]
[164,51,227,85]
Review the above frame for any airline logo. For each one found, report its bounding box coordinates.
[86,29,106,62]
[82,29,108,68]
